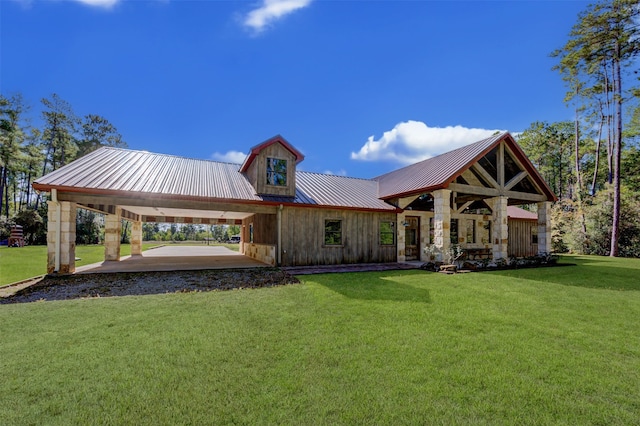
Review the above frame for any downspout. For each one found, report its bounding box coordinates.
[277,204,283,266]
[52,188,61,273]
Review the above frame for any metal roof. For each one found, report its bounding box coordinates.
[507,205,538,220]
[375,132,507,199]
[33,147,396,211]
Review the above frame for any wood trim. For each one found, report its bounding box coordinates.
[504,171,529,191]
[471,163,499,189]
[447,183,547,202]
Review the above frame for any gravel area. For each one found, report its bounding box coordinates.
[0,268,300,304]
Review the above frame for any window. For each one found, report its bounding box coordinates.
[249,223,254,243]
[450,219,459,244]
[379,221,395,245]
[466,219,476,244]
[531,227,538,244]
[324,219,342,245]
[429,217,434,244]
[266,157,287,186]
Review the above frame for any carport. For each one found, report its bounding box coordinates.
[77,245,269,274]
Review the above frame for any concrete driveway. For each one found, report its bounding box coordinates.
[77,245,269,274]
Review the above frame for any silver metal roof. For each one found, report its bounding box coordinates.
[34,147,396,211]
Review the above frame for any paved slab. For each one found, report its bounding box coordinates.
[77,245,269,274]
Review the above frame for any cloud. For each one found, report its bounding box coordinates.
[323,169,348,176]
[73,0,120,8]
[351,121,503,165]
[212,150,247,164]
[243,0,312,33]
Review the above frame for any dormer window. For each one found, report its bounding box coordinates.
[266,157,287,186]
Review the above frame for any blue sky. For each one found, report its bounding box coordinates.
[2,0,588,178]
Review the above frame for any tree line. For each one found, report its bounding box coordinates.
[520,0,639,257]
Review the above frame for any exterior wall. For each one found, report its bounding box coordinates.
[131,220,142,255]
[104,208,122,261]
[246,142,297,197]
[280,206,397,266]
[244,213,277,244]
[244,243,276,266]
[508,219,538,257]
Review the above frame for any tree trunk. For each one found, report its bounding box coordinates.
[592,109,604,195]
[610,43,622,257]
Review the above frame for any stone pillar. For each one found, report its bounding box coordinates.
[491,196,509,260]
[104,207,122,261]
[433,189,451,262]
[397,212,407,262]
[131,220,143,256]
[47,200,77,274]
[537,201,552,254]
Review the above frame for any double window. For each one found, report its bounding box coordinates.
[266,157,287,186]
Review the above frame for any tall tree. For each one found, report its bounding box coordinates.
[40,93,79,174]
[0,94,28,218]
[552,0,640,256]
[78,114,126,157]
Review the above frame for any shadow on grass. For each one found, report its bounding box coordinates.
[489,255,640,291]
[311,271,431,303]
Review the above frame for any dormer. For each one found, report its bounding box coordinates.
[239,135,304,197]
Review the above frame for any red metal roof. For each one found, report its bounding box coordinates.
[33,147,396,212]
[507,205,538,220]
[375,132,506,199]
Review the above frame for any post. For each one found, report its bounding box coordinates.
[433,189,451,262]
[490,196,509,260]
[131,220,143,256]
[104,207,122,261]
[537,201,552,254]
[47,196,77,274]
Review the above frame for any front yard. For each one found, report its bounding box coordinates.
[1,255,639,424]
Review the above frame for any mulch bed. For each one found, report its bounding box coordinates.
[0,268,300,304]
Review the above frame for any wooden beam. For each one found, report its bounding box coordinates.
[498,141,505,188]
[461,169,485,187]
[456,201,474,214]
[504,171,529,191]
[446,183,547,202]
[471,163,500,189]
[398,196,419,209]
[57,192,278,215]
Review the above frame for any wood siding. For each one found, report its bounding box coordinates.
[508,218,537,257]
[245,142,297,197]
[280,207,397,266]
[243,213,277,244]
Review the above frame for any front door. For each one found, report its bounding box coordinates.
[404,216,420,261]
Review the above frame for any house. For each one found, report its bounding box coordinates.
[33,132,556,273]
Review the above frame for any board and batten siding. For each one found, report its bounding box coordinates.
[508,218,537,257]
[280,206,397,266]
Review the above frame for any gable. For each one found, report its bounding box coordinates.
[376,132,557,204]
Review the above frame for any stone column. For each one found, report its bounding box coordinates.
[104,207,122,261]
[433,189,451,262]
[537,201,552,254]
[47,200,77,274]
[397,212,407,262]
[131,220,143,256]
[491,196,509,260]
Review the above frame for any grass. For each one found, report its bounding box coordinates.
[1,255,639,424]
[0,243,163,285]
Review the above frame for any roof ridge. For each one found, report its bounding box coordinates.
[298,170,374,181]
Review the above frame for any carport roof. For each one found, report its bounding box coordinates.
[33,147,397,212]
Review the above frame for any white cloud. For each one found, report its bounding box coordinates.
[243,0,312,33]
[212,150,247,164]
[351,121,503,165]
[73,0,120,8]
[323,169,347,176]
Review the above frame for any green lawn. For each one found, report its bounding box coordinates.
[1,255,639,424]
[0,243,163,285]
